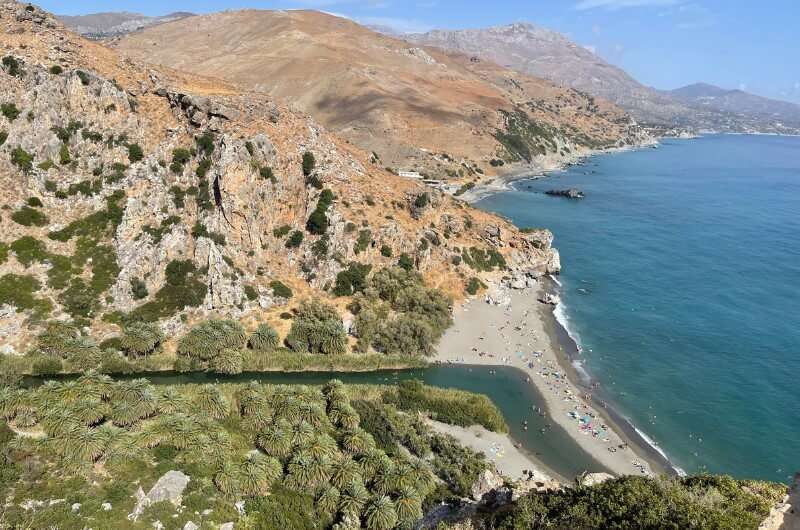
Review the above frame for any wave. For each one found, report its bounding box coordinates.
[553,299,581,349]
[632,425,687,477]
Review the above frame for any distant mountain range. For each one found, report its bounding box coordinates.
[58,13,800,135]
[56,11,194,39]
[405,23,800,134]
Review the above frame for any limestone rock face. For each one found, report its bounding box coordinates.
[578,472,615,487]
[760,473,800,530]
[471,468,505,501]
[0,5,561,352]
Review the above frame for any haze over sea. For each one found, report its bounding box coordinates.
[478,134,800,482]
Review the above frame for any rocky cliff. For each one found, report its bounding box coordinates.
[0,1,559,353]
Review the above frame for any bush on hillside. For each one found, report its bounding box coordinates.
[285,300,346,355]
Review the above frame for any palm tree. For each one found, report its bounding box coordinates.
[364,495,398,530]
[248,323,279,352]
[193,385,229,419]
[338,479,369,521]
[303,434,337,461]
[40,405,80,437]
[359,449,391,482]
[316,485,341,516]
[71,398,106,426]
[75,371,113,399]
[236,383,269,417]
[390,461,417,491]
[273,396,301,425]
[239,452,282,497]
[65,426,106,463]
[109,399,141,427]
[157,387,191,415]
[286,452,315,490]
[214,459,242,499]
[291,420,315,447]
[408,459,436,495]
[211,348,244,375]
[13,408,37,429]
[256,420,292,458]
[331,456,363,489]
[342,429,375,456]
[393,487,422,525]
[120,322,164,357]
[298,402,326,428]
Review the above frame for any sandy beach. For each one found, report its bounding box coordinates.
[435,281,663,479]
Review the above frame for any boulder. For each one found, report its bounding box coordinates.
[539,293,561,306]
[470,469,504,501]
[220,523,235,530]
[182,523,199,530]
[578,472,615,487]
[128,470,191,521]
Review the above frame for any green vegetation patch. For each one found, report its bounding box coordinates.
[128,260,207,322]
[0,274,51,318]
[11,205,48,227]
[306,189,334,235]
[1,102,20,121]
[285,300,347,355]
[49,190,125,242]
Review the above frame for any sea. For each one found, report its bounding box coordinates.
[477,134,800,482]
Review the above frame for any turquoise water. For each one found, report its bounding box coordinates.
[478,135,800,482]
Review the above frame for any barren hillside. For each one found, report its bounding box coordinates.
[113,10,649,181]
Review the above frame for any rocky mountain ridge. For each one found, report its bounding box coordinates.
[405,23,800,135]
[0,1,559,354]
[57,11,194,39]
[111,10,651,183]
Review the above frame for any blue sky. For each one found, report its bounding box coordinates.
[46,0,800,104]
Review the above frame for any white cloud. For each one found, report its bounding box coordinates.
[574,0,685,10]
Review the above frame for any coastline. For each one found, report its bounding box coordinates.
[460,139,660,203]
[434,281,672,479]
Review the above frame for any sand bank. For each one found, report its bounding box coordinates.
[435,282,666,479]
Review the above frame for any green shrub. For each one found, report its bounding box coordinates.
[0,243,7,265]
[49,65,63,75]
[130,277,149,300]
[413,193,429,209]
[0,130,7,147]
[75,70,90,85]
[244,284,258,301]
[385,380,507,432]
[26,196,43,208]
[301,151,316,177]
[2,56,21,77]
[285,230,304,249]
[306,189,334,235]
[397,253,414,271]
[462,246,506,272]
[48,190,125,242]
[259,166,276,183]
[354,229,372,254]
[0,274,51,318]
[10,146,33,172]
[248,323,279,352]
[171,148,191,174]
[380,245,392,258]
[127,143,144,163]
[195,131,215,156]
[58,143,71,165]
[488,474,785,530]
[333,262,372,297]
[9,236,47,266]
[169,185,186,209]
[11,205,48,227]
[285,300,346,355]
[465,277,485,296]
[270,280,293,299]
[1,102,20,121]
[32,356,63,376]
[59,277,100,319]
[273,225,291,238]
[128,260,206,321]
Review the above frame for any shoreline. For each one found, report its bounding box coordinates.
[460,139,660,203]
[539,278,679,477]
[434,282,671,480]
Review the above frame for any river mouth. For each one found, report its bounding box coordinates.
[24,364,613,481]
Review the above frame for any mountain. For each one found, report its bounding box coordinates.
[57,11,194,39]
[113,10,650,181]
[0,1,558,356]
[405,24,800,134]
[669,83,800,126]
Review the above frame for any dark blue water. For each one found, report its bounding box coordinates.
[478,135,800,482]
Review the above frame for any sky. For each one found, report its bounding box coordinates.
[44,0,800,104]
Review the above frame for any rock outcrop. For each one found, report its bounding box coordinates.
[128,470,191,521]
